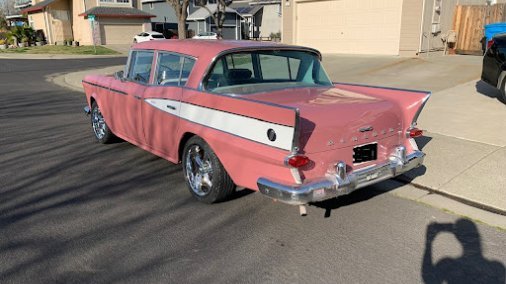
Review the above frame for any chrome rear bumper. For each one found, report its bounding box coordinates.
[257,147,425,205]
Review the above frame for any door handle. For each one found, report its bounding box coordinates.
[134,95,142,100]
[166,105,176,110]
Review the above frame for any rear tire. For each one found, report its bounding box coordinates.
[182,136,235,203]
[90,101,116,144]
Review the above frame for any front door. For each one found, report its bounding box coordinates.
[112,50,155,144]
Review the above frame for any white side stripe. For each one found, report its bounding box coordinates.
[145,98,294,150]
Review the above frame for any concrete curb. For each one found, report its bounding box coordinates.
[396,176,506,216]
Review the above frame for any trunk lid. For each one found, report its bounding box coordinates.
[246,86,403,153]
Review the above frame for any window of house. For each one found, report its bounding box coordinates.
[128,51,154,84]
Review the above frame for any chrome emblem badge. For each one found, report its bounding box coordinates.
[359,126,374,132]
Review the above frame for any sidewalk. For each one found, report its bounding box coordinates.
[51,56,506,216]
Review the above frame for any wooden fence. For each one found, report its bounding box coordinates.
[453,4,506,54]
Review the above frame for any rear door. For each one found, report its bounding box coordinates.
[142,52,196,159]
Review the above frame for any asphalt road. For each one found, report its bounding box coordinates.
[0,58,505,284]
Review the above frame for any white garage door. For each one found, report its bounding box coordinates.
[100,23,143,44]
[295,0,403,55]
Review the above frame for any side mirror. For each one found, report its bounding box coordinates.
[114,70,125,81]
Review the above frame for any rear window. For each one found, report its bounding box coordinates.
[203,50,331,94]
[152,34,165,39]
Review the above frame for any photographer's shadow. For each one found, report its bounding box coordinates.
[422,218,505,284]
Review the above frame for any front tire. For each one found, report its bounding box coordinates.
[182,136,235,203]
[90,101,116,144]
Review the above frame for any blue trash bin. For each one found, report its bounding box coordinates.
[484,22,506,42]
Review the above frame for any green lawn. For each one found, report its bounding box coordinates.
[0,45,119,55]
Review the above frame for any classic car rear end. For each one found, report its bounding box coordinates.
[252,84,429,205]
[82,40,429,208]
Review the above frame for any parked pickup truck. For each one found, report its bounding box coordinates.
[83,40,430,206]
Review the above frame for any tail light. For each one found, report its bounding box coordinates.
[487,39,495,49]
[407,127,423,138]
[286,155,310,168]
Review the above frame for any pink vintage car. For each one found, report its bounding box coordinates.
[83,40,430,207]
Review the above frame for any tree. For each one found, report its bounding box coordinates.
[0,0,16,19]
[166,0,191,39]
[197,0,233,39]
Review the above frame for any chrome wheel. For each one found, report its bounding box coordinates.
[185,144,214,196]
[92,104,106,140]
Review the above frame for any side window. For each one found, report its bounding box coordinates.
[155,53,196,86]
[224,53,254,85]
[204,59,225,90]
[128,51,154,84]
[180,57,196,85]
[156,53,181,86]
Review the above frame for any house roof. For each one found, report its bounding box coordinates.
[233,5,262,16]
[21,0,56,14]
[79,7,155,18]
[187,4,242,21]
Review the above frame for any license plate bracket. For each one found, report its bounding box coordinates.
[353,143,378,164]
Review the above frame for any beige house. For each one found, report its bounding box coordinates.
[282,0,503,56]
[22,0,153,45]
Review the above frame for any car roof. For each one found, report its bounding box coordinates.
[132,39,321,60]
[131,40,322,89]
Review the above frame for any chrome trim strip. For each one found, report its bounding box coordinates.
[110,88,128,96]
[257,149,425,205]
[291,108,301,152]
[82,80,127,96]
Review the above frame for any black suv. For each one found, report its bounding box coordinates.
[482,33,506,103]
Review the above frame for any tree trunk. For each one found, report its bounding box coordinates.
[178,14,187,39]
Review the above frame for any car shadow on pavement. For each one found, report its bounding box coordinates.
[310,180,403,218]
[421,218,505,284]
[475,80,504,102]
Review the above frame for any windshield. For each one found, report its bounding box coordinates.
[203,50,332,94]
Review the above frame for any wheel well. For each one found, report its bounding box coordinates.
[178,132,196,162]
[89,96,96,107]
